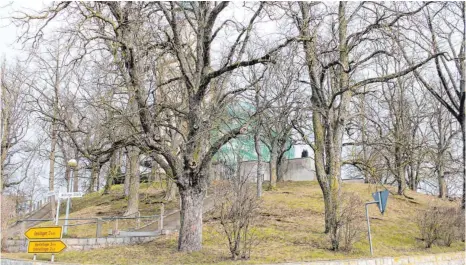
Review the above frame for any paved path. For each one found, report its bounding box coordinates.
[136,196,215,232]
[6,196,215,238]
[5,203,52,239]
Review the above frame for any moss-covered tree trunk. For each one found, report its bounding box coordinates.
[125,147,140,216]
[178,182,205,252]
[88,161,101,193]
[104,152,119,194]
[299,3,349,250]
[268,143,278,189]
[124,152,131,197]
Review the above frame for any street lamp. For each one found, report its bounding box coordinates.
[64,159,77,235]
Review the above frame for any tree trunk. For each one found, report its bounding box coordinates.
[150,162,157,183]
[87,162,98,193]
[328,172,341,250]
[312,106,331,234]
[178,185,205,252]
[49,121,57,219]
[268,144,278,189]
[394,138,406,195]
[164,177,177,201]
[360,90,370,183]
[124,152,131,197]
[103,153,117,194]
[0,79,5,193]
[125,147,140,216]
[276,139,289,183]
[255,131,263,197]
[462,122,465,209]
[73,161,79,192]
[255,83,263,197]
[434,103,447,198]
[64,165,70,191]
[438,119,447,198]
[396,162,406,195]
[322,185,332,234]
[438,164,447,199]
[461,0,466,211]
[276,157,284,182]
[96,164,101,191]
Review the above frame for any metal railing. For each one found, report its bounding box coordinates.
[16,203,165,239]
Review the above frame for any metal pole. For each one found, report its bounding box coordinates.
[378,191,382,213]
[96,218,102,238]
[365,202,377,256]
[64,170,73,234]
[159,203,164,231]
[55,197,60,226]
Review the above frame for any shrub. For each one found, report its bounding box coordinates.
[212,177,260,260]
[437,207,458,246]
[416,206,442,248]
[416,205,463,248]
[331,192,365,252]
[457,209,465,243]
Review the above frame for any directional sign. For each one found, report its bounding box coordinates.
[59,192,83,199]
[372,190,389,215]
[28,240,66,253]
[25,227,62,240]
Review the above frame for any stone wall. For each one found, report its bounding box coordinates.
[1,252,464,265]
[4,236,158,253]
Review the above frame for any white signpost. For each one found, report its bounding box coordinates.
[59,192,83,199]
[55,192,84,226]
[43,189,80,263]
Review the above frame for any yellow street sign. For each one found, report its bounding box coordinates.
[24,227,62,240]
[28,240,67,253]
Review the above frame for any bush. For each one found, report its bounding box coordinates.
[437,207,458,246]
[457,209,465,243]
[416,205,463,248]
[212,177,260,260]
[331,192,365,252]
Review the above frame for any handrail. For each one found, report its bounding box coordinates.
[18,215,160,223]
[14,204,166,238]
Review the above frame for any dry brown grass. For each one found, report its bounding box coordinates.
[3,181,464,264]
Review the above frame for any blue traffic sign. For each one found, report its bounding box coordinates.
[372,190,389,214]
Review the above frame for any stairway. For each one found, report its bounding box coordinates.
[5,202,52,239]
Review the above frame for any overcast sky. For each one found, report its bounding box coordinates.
[0,1,45,60]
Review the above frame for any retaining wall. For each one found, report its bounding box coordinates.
[4,236,157,253]
[1,252,464,265]
[240,157,316,182]
[274,252,465,265]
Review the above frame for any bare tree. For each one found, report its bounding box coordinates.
[15,2,294,251]
[291,2,441,250]
[259,56,302,189]
[393,2,466,208]
[1,60,32,191]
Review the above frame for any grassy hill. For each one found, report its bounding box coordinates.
[4,181,464,264]
[8,183,180,239]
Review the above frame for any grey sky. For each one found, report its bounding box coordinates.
[0,1,44,60]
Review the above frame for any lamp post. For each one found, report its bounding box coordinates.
[63,159,77,235]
